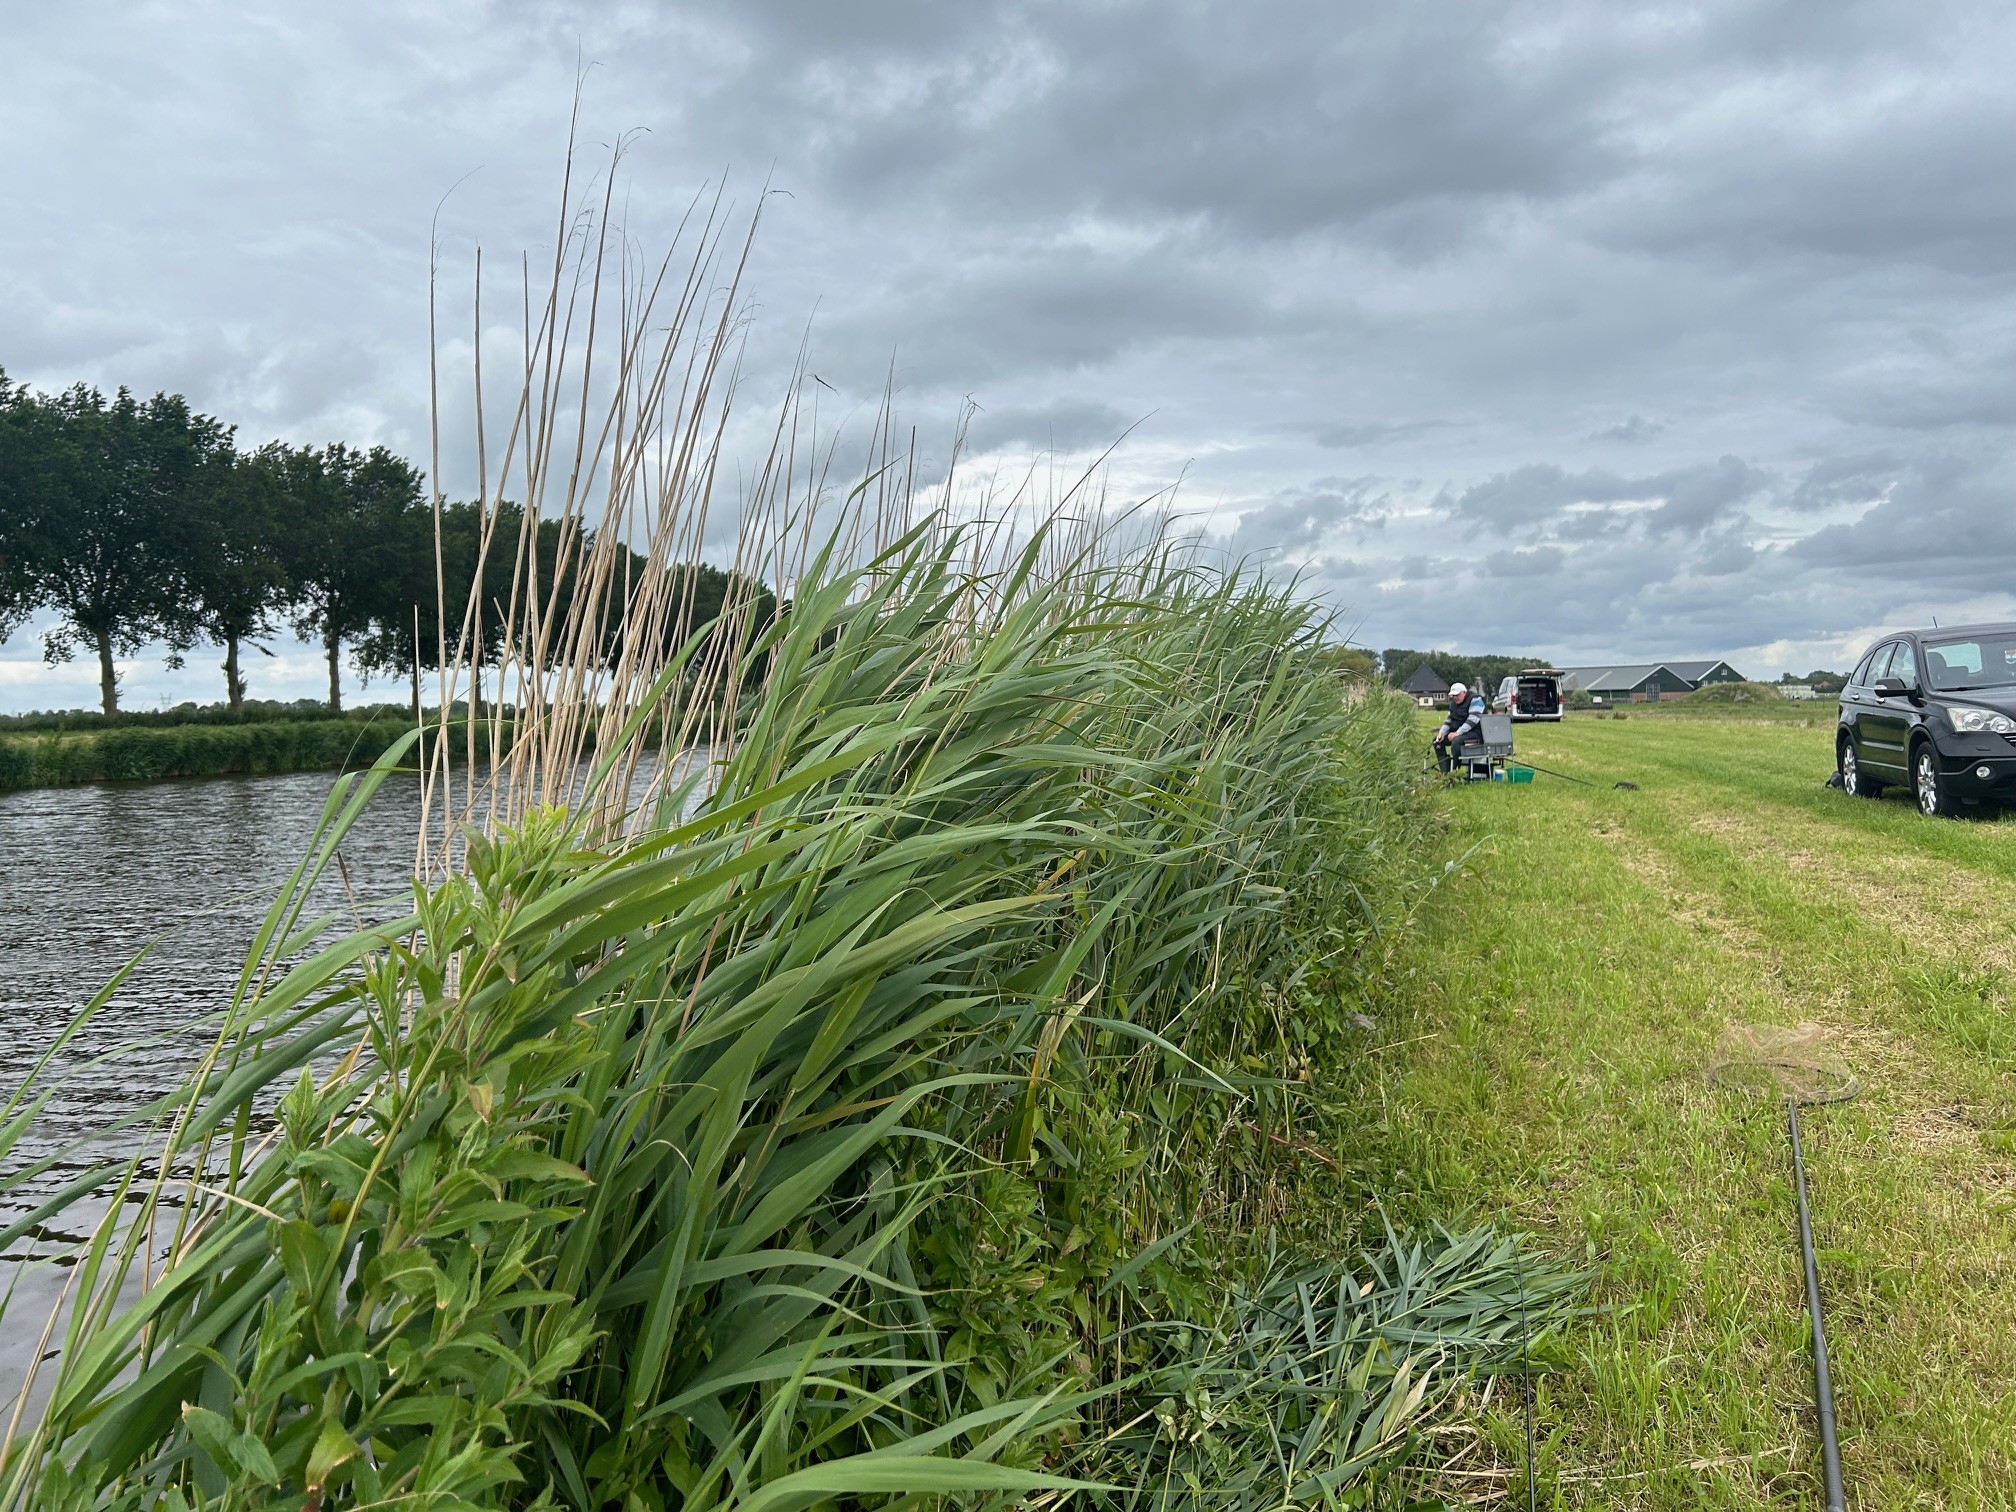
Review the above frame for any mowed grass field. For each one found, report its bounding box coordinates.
[1352,711,2016,1508]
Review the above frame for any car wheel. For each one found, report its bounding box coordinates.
[1914,743,1950,818]
[1840,739,1882,798]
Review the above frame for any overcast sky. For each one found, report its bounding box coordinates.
[5,0,2014,711]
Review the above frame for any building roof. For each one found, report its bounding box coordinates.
[1665,659,1743,682]
[1558,664,1682,692]
[1399,663,1450,694]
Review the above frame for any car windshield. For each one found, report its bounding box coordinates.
[1923,634,2016,691]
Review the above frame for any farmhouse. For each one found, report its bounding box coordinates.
[1398,663,1452,706]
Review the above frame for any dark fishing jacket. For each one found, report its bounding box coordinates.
[1438,692,1485,744]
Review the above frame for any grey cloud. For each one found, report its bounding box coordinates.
[1694,538,1758,576]
[962,399,1137,456]
[1590,414,1663,444]
[824,242,1292,385]
[1308,419,1449,449]
[1480,545,1565,577]
[1444,457,1769,536]
[1229,476,1391,557]
[667,1,1627,248]
[1790,453,2016,590]
[1786,454,1899,512]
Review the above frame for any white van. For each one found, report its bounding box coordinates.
[1493,670,1564,722]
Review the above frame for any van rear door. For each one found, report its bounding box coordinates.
[1515,675,1560,717]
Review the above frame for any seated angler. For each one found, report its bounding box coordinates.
[1432,680,1485,772]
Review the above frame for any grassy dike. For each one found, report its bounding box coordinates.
[1353,714,2016,1506]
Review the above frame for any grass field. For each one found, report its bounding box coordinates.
[1354,713,2016,1508]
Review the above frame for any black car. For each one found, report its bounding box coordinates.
[1836,623,2016,816]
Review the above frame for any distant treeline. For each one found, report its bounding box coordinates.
[1379,647,1552,693]
[0,369,772,718]
[0,713,525,792]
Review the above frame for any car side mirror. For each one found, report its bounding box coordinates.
[1871,677,1911,699]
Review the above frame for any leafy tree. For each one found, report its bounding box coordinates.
[11,383,229,715]
[354,499,510,714]
[355,503,778,708]
[179,442,293,714]
[0,369,48,642]
[605,555,778,689]
[278,443,426,711]
[1313,645,1376,682]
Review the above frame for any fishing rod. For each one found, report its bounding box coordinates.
[1709,1040,1858,1510]
[1790,1098,1847,1512]
[1506,758,1639,791]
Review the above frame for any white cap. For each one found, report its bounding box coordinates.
[1449,681,1468,698]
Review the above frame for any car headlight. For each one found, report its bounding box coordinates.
[1948,707,2016,734]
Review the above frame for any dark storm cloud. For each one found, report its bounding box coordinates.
[671,0,1622,246]
[6,0,2016,708]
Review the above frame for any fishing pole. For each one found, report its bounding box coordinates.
[1709,1037,1858,1511]
[1506,759,1639,791]
[1790,1098,1847,1512]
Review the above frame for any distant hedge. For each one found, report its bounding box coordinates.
[0,718,438,791]
[0,699,429,735]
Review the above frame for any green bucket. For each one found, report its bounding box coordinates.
[1507,767,1534,784]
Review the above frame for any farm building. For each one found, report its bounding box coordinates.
[1664,660,1747,687]
[1398,663,1452,706]
[1559,659,1749,702]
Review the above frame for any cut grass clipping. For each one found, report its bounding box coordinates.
[0,132,1578,1512]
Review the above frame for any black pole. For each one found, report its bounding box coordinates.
[1789,1098,1847,1511]
[1507,759,1599,788]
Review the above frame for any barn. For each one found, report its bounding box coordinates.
[1558,664,1700,702]
[1665,660,1746,687]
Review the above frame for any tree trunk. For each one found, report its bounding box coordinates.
[223,633,245,717]
[326,636,343,713]
[96,629,119,718]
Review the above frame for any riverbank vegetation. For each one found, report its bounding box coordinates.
[0,148,1585,1508]
[0,712,504,791]
[1,529,1589,1508]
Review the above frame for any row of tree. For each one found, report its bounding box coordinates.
[1378,647,1550,696]
[1780,668,1847,691]
[0,371,768,716]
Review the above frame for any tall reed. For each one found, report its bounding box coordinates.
[0,130,1579,1509]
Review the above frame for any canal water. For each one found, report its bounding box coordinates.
[0,768,426,1398]
[0,753,709,1404]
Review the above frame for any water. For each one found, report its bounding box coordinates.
[0,769,424,1398]
[0,752,712,1403]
